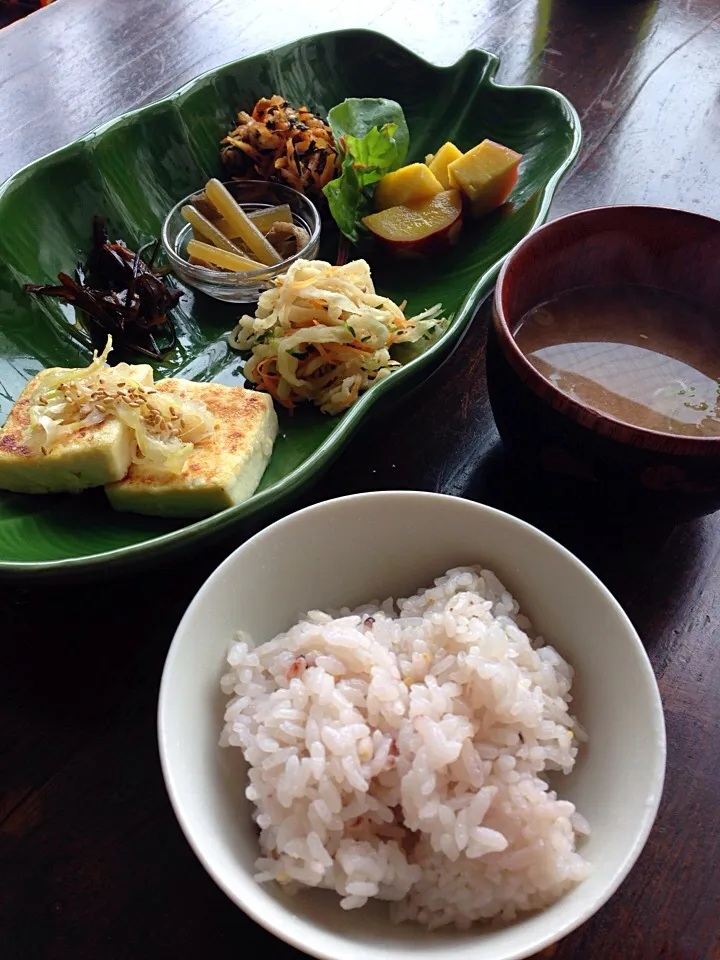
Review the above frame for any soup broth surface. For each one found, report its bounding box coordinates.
[514,283,720,437]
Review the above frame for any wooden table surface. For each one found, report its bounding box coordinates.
[2,0,719,957]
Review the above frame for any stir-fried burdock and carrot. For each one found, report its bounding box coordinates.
[220,95,341,200]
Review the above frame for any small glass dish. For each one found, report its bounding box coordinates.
[161,180,321,303]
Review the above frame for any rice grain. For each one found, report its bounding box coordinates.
[220,566,591,928]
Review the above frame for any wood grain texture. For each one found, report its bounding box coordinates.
[1,0,719,958]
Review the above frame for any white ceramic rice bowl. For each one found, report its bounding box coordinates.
[158,491,666,960]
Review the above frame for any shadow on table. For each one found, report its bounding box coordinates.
[1,440,707,726]
[458,439,707,619]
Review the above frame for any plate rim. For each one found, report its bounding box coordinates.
[0,28,582,575]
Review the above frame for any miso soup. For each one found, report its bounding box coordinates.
[513,283,720,437]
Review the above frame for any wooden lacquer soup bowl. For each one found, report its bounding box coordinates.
[488,205,720,517]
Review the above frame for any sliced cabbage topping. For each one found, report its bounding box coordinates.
[27,338,216,474]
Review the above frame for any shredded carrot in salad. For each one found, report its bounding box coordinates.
[228,259,445,414]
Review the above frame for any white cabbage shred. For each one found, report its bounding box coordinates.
[27,337,216,474]
[229,258,445,415]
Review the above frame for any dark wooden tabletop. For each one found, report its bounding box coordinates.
[2,1,719,958]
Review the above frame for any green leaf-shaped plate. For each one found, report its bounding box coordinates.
[0,29,580,575]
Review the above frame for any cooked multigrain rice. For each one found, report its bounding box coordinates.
[220,566,591,929]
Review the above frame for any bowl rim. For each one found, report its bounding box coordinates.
[493,203,720,452]
[158,489,667,960]
[161,178,321,284]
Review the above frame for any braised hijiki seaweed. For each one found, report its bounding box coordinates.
[24,216,180,360]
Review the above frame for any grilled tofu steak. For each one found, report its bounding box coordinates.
[105,380,277,518]
[0,364,153,494]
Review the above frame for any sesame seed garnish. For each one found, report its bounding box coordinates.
[29,361,216,461]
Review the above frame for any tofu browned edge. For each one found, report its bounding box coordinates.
[105,379,278,518]
[0,366,153,495]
